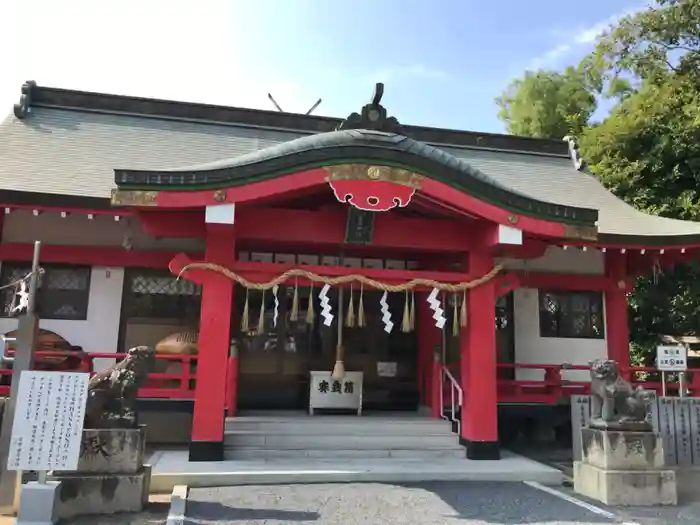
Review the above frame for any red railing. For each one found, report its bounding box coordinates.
[0,350,199,400]
[4,353,698,411]
[439,362,700,406]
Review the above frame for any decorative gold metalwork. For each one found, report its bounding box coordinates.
[110,189,159,207]
[508,214,519,224]
[213,190,227,202]
[324,164,423,188]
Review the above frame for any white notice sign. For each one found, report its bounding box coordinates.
[656,345,688,372]
[8,371,89,472]
[377,362,397,377]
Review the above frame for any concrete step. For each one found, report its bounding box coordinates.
[224,416,453,435]
[149,450,565,492]
[224,448,466,460]
[223,432,459,449]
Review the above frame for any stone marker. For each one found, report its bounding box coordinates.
[573,359,677,506]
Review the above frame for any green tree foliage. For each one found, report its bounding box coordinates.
[497,0,700,361]
[495,67,596,138]
[580,78,700,360]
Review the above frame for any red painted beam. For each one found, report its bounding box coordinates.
[1,204,131,217]
[137,210,205,238]
[137,168,580,239]
[0,243,202,268]
[139,207,485,253]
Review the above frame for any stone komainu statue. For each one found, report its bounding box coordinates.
[588,358,655,431]
[83,346,156,429]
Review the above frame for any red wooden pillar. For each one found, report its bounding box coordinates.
[604,252,630,371]
[417,292,442,409]
[189,223,236,462]
[459,251,500,459]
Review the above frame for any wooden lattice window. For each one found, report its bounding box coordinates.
[123,269,201,320]
[0,263,91,320]
[538,290,604,339]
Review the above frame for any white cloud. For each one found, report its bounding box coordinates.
[0,0,323,116]
[525,5,648,71]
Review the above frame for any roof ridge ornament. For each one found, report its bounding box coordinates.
[13,80,37,120]
[336,82,404,134]
[563,135,587,172]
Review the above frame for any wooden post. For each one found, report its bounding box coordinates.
[0,241,41,511]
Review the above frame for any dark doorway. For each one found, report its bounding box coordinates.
[235,285,419,411]
[439,291,515,377]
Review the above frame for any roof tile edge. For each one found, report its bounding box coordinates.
[14,80,570,157]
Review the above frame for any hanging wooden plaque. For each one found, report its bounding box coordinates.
[345,208,375,244]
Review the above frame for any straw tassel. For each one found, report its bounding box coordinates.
[305,286,315,325]
[401,291,411,333]
[332,345,345,380]
[357,283,366,327]
[290,279,299,321]
[256,289,266,334]
[240,288,250,332]
[460,290,468,328]
[452,295,459,337]
[409,291,416,331]
[345,285,355,328]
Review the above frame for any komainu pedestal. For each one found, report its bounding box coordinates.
[574,359,677,506]
[574,429,677,506]
[50,427,152,519]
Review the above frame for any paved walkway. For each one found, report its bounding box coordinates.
[182,481,644,524]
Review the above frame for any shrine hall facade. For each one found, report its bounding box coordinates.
[2,80,700,462]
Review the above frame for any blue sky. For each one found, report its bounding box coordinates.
[0,0,646,133]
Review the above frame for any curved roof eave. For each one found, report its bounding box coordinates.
[114,128,599,228]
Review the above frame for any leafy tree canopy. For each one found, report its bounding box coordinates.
[496,0,700,360]
[495,67,596,138]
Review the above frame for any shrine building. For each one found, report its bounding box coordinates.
[1,80,699,462]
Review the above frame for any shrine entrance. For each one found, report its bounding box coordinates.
[235,284,419,411]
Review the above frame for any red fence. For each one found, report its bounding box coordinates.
[2,353,698,408]
[0,351,199,400]
[444,362,700,405]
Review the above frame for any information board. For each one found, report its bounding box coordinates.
[8,371,89,472]
[309,371,363,415]
[656,345,688,372]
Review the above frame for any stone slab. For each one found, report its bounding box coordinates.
[573,461,677,506]
[50,465,151,519]
[658,397,678,466]
[15,481,60,525]
[57,427,147,475]
[688,398,700,464]
[673,397,693,466]
[570,395,591,462]
[581,428,665,471]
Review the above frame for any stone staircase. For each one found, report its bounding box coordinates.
[223,413,464,461]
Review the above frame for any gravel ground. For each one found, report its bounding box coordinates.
[186,481,623,524]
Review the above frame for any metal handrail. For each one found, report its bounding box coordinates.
[441,365,463,434]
